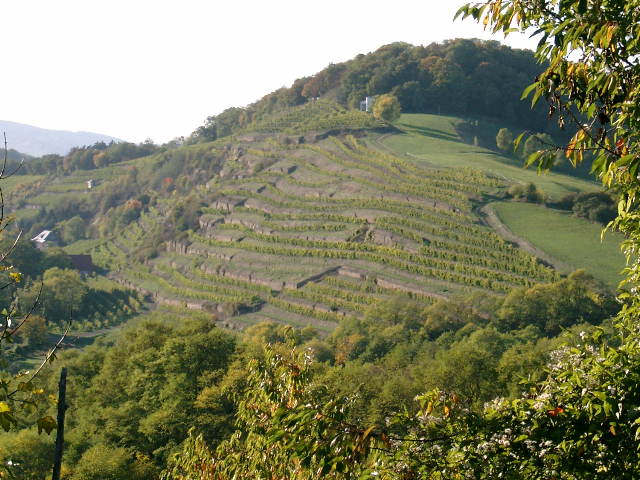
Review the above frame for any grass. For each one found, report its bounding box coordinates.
[63,238,110,254]
[0,175,45,196]
[12,208,41,220]
[47,183,89,192]
[491,201,625,288]
[380,114,602,201]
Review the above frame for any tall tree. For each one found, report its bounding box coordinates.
[496,127,513,152]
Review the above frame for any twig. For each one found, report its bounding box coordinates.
[7,311,73,398]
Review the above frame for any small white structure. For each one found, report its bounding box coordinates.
[360,96,374,112]
[87,179,95,189]
[31,230,58,251]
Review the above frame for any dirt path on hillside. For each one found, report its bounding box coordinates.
[371,133,396,152]
[481,203,573,274]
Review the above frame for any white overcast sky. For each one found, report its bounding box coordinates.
[2,1,539,144]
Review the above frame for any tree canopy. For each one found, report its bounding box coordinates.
[372,95,401,124]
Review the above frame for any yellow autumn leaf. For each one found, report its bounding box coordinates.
[426,401,433,416]
[382,432,391,449]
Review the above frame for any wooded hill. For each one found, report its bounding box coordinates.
[186,40,555,144]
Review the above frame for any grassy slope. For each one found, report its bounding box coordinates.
[381,114,600,201]
[379,113,622,288]
[491,202,625,288]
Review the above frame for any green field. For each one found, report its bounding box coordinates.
[491,202,625,288]
[381,114,602,201]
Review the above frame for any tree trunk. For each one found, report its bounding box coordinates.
[52,367,68,480]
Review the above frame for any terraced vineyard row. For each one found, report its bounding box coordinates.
[117,134,566,332]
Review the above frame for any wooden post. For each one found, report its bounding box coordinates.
[52,367,68,480]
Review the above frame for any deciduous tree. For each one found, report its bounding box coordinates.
[372,94,401,124]
[496,127,513,152]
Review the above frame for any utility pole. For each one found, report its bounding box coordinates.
[52,367,68,480]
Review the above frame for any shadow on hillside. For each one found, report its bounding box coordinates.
[371,124,403,135]
[396,123,461,142]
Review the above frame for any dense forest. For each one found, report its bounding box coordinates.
[2,270,618,478]
[186,40,553,144]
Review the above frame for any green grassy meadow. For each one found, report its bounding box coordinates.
[491,202,625,288]
[381,114,601,201]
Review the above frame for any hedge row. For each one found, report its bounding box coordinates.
[234,207,368,226]
[218,187,480,236]
[201,207,231,215]
[258,140,474,212]
[213,222,532,286]
[219,221,349,233]
[329,136,483,197]
[283,287,369,314]
[374,221,551,280]
[189,232,520,292]
[266,295,345,323]
[306,281,382,305]
[191,267,273,293]
[155,263,264,301]
[293,145,472,210]
[321,276,435,303]
[125,268,249,304]
[376,215,507,251]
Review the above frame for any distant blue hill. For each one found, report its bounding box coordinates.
[0,120,124,157]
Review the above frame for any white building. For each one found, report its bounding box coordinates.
[31,230,58,250]
[360,96,374,112]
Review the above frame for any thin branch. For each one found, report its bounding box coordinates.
[0,157,24,180]
[1,133,7,179]
[26,312,73,384]
[7,311,73,398]
[0,228,23,266]
[10,282,44,335]
[0,133,24,179]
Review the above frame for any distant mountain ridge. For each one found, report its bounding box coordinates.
[0,120,124,157]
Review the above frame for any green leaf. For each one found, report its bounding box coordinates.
[269,430,287,442]
[524,151,543,169]
[615,154,636,167]
[531,88,544,108]
[521,83,538,100]
[514,132,526,151]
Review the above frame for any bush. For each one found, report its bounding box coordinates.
[556,191,617,224]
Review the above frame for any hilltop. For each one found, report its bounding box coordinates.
[184,40,559,146]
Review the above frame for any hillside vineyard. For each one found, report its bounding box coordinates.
[61,133,560,332]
